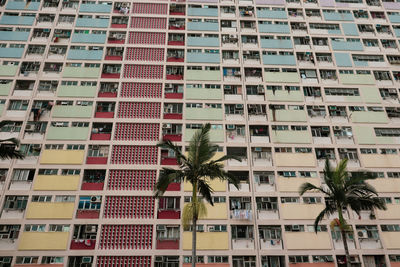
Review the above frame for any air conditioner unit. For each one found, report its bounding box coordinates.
[357,229,368,239]
[81,257,92,264]
[85,225,96,233]
[226,124,235,130]
[292,225,300,231]
[25,124,36,132]
[157,225,166,231]
[90,196,101,203]
[76,101,81,105]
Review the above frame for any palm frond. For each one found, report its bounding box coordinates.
[154,168,184,197]
[0,138,24,160]
[157,140,187,165]
[299,182,327,196]
[182,201,207,229]
[188,123,213,166]
[197,179,214,205]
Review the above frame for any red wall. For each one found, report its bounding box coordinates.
[289,263,335,267]
[76,210,100,219]
[81,182,104,190]
[183,264,230,267]
[158,210,180,219]
[156,239,179,249]
[70,239,96,250]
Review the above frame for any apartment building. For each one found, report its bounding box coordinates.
[0,0,400,266]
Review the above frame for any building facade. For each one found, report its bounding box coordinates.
[0,0,400,266]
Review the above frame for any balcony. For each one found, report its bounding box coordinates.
[18,232,69,250]
[81,170,105,190]
[26,202,75,219]
[33,175,80,191]
[252,148,273,167]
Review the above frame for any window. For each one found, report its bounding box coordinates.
[55,195,75,202]
[207,225,227,232]
[312,256,334,263]
[16,257,39,264]
[42,257,64,264]
[183,256,204,263]
[289,256,309,263]
[38,169,58,175]
[281,197,299,203]
[307,225,327,232]
[208,256,229,263]
[159,197,179,210]
[49,225,70,232]
[156,225,180,240]
[61,169,80,175]
[381,225,400,232]
[31,195,52,202]
[24,224,45,232]
[285,225,305,232]
[12,169,34,182]
[4,196,28,210]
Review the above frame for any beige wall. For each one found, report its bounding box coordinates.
[183,232,229,250]
[281,203,324,220]
[367,178,400,193]
[376,204,400,220]
[278,177,320,192]
[275,153,315,167]
[360,154,400,168]
[382,232,400,249]
[285,232,332,250]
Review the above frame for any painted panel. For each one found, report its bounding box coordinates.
[185,128,224,142]
[183,202,227,220]
[367,179,400,193]
[261,39,293,49]
[33,175,80,191]
[259,24,290,33]
[0,65,19,76]
[40,150,85,165]
[6,1,40,10]
[52,106,93,118]
[270,130,311,144]
[187,37,220,47]
[278,177,320,192]
[186,88,222,100]
[334,53,352,67]
[184,179,226,192]
[0,16,35,25]
[382,232,400,249]
[281,204,325,220]
[275,153,315,167]
[71,33,107,44]
[26,202,75,219]
[351,111,389,123]
[18,232,69,250]
[360,86,381,103]
[376,204,400,219]
[264,72,299,83]
[0,83,12,96]
[47,127,89,140]
[188,8,218,16]
[185,107,223,120]
[79,3,112,13]
[183,232,229,250]
[338,74,375,84]
[331,41,363,51]
[257,10,287,19]
[266,90,303,101]
[187,52,220,63]
[75,18,109,28]
[186,70,220,81]
[270,110,307,122]
[0,31,30,41]
[0,47,24,58]
[360,154,400,168]
[187,22,219,31]
[57,85,97,98]
[354,126,397,145]
[389,14,400,23]
[67,49,103,60]
[63,67,101,78]
[262,55,296,65]
[323,12,354,21]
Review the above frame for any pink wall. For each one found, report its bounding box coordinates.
[156,239,179,249]
[391,262,400,267]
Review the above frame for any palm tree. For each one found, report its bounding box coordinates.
[299,158,386,267]
[154,123,240,267]
[0,121,24,160]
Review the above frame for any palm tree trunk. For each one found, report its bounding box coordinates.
[340,228,351,267]
[192,216,197,267]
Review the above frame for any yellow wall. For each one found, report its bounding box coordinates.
[33,175,80,191]
[184,179,226,192]
[26,202,75,219]
[40,150,85,165]
[360,154,400,168]
[183,232,229,250]
[18,232,69,250]
[376,204,400,220]
[278,177,320,192]
[285,232,332,250]
[275,153,315,167]
[194,203,228,220]
[367,178,400,193]
[281,203,324,220]
[382,232,400,249]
